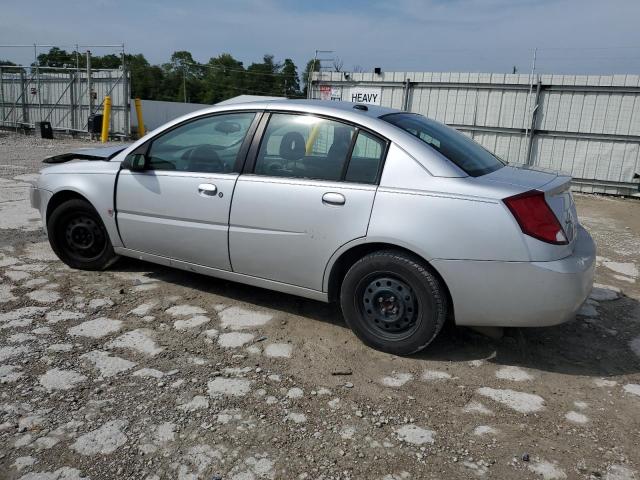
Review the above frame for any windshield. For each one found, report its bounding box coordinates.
[381,113,504,177]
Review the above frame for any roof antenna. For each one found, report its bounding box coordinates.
[353,104,368,111]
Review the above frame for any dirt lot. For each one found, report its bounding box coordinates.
[1,132,639,480]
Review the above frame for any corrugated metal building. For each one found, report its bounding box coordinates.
[311,72,640,196]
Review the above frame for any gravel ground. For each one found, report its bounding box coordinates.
[1,132,639,480]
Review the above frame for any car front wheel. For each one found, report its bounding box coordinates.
[340,250,447,356]
[47,198,118,270]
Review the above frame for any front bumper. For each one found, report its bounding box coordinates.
[431,226,596,327]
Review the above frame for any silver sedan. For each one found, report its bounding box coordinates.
[30,100,596,355]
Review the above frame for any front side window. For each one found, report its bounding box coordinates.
[147,112,256,173]
[382,113,504,177]
[254,113,356,181]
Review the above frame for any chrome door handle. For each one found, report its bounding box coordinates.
[198,183,218,196]
[322,192,345,206]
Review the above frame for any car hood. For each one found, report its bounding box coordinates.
[43,144,130,164]
[39,156,123,177]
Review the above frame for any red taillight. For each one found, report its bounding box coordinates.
[503,190,567,245]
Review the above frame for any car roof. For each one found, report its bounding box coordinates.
[128,99,466,178]
[264,99,400,119]
[194,99,401,120]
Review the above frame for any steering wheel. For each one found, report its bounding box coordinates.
[184,145,225,173]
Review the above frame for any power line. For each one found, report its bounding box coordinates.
[214,83,305,98]
[181,61,300,78]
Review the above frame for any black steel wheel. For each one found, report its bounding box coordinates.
[62,214,107,262]
[47,198,118,270]
[358,275,420,340]
[340,250,447,355]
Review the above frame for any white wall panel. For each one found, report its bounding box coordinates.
[311,71,640,194]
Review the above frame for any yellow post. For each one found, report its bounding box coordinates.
[306,123,321,154]
[134,97,145,138]
[100,96,111,143]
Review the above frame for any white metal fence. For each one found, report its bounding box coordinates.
[0,67,130,137]
[311,72,640,196]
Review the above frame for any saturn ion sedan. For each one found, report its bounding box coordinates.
[30,100,596,355]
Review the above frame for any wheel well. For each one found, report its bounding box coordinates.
[46,191,90,224]
[327,243,454,318]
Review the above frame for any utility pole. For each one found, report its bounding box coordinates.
[0,67,4,127]
[307,49,333,99]
[307,51,318,99]
[34,43,42,124]
[121,43,130,137]
[86,50,93,137]
[524,48,538,142]
[183,65,187,103]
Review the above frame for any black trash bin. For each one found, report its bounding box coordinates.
[37,121,53,139]
[88,115,103,134]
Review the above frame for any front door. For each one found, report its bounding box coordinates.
[116,111,258,270]
[229,112,387,291]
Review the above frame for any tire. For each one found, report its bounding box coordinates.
[340,250,447,356]
[47,198,118,270]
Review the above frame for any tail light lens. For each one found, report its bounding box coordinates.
[503,190,568,245]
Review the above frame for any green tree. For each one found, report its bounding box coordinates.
[202,53,246,104]
[8,48,307,103]
[246,54,280,96]
[34,47,122,70]
[92,54,121,69]
[0,59,24,73]
[162,50,206,103]
[280,58,300,97]
[124,54,165,100]
[302,58,321,96]
[35,47,73,68]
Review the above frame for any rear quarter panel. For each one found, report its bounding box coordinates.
[369,143,530,262]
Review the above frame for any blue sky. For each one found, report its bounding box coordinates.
[2,0,640,74]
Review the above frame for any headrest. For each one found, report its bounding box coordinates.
[279,131,306,161]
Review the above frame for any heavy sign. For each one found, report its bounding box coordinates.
[349,87,381,105]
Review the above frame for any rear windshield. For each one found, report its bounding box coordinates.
[381,113,504,177]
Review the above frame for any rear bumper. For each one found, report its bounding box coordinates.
[431,226,596,327]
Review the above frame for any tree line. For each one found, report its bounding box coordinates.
[0,48,323,104]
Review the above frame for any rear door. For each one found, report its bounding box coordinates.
[229,112,387,291]
[116,111,259,270]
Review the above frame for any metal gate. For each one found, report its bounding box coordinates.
[0,66,130,137]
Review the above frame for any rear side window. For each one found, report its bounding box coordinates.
[252,113,387,184]
[382,113,504,177]
[345,131,385,184]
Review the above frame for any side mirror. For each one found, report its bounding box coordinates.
[121,153,146,171]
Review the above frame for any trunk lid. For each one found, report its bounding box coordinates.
[485,165,578,244]
[482,164,558,189]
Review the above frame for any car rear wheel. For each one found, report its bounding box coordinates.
[340,250,447,355]
[47,198,118,270]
